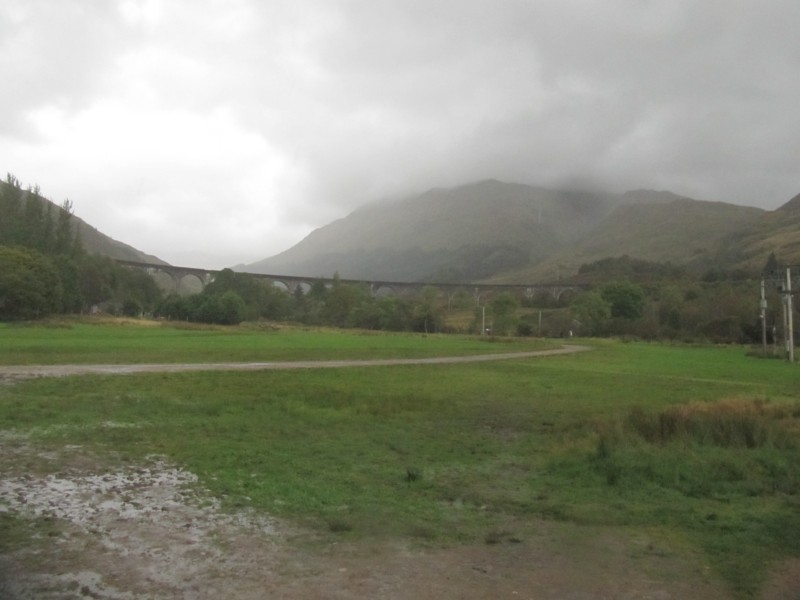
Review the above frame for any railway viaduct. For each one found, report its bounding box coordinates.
[115,259,586,303]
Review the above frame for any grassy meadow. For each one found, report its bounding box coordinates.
[1,319,799,598]
[0,318,557,365]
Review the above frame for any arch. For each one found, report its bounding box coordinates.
[272,280,290,293]
[151,270,178,295]
[177,273,204,296]
[373,285,396,298]
[553,287,579,303]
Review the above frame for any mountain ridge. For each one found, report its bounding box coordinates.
[239,180,779,282]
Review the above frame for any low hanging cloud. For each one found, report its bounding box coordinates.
[1,0,798,268]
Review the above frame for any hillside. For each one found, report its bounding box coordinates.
[732,192,800,272]
[489,197,764,282]
[75,218,166,264]
[0,179,166,265]
[240,180,774,283]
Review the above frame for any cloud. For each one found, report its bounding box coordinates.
[2,0,799,267]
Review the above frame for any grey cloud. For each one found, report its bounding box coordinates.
[0,1,129,136]
[315,1,799,208]
[2,0,799,266]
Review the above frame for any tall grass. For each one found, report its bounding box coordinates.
[627,398,800,449]
[584,398,800,597]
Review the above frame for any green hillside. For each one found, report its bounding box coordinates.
[732,193,800,272]
[490,198,764,283]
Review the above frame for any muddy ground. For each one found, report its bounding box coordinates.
[1,431,767,600]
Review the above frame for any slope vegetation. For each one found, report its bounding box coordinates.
[733,192,800,272]
[491,198,763,283]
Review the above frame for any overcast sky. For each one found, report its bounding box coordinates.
[2,1,799,268]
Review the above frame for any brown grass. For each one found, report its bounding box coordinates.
[627,398,800,449]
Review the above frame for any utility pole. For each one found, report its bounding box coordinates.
[760,278,767,357]
[786,267,794,363]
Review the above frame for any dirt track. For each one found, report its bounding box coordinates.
[0,345,590,381]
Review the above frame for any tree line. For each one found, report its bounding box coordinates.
[155,271,462,333]
[566,256,775,344]
[155,261,771,346]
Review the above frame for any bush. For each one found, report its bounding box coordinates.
[600,281,645,320]
[121,299,142,317]
[0,245,63,320]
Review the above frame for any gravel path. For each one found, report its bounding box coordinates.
[0,345,590,381]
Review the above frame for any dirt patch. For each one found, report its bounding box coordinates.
[0,433,740,599]
[759,557,800,600]
[0,436,284,599]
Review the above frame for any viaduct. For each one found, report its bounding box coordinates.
[115,259,586,303]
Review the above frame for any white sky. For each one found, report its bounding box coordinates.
[2,0,799,269]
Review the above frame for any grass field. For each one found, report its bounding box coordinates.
[0,317,557,365]
[1,319,799,598]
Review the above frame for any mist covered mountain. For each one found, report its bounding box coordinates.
[239,179,774,282]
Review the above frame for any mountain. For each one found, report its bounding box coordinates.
[240,179,781,282]
[242,180,624,281]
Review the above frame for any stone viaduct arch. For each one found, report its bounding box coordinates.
[115,260,587,302]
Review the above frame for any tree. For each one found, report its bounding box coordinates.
[763,251,779,276]
[0,245,63,320]
[217,290,246,325]
[0,176,23,244]
[321,275,369,327]
[55,198,77,256]
[157,294,190,321]
[78,255,114,308]
[122,299,143,317]
[571,291,611,334]
[600,281,645,320]
[411,286,443,333]
[490,292,519,336]
[204,268,285,320]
